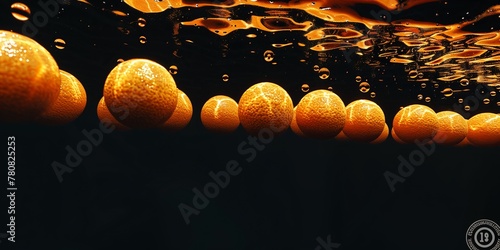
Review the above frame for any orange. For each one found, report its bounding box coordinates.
[391,126,406,144]
[370,123,389,144]
[160,89,193,132]
[290,106,305,137]
[103,58,177,129]
[238,82,293,135]
[0,30,61,122]
[343,99,385,142]
[466,112,500,147]
[432,110,468,145]
[392,104,439,144]
[200,95,240,134]
[97,96,130,131]
[295,89,346,139]
[36,70,87,125]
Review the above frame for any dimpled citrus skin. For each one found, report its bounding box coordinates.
[103,58,177,129]
[160,89,193,131]
[97,96,130,131]
[201,95,240,134]
[343,99,385,142]
[238,82,294,135]
[0,30,61,122]
[392,104,439,144]
[432,111,468,145]
[296,89,346,139]
[36,70,87,125]
[466,112,500,147]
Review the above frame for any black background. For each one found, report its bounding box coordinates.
[1,0,500,249]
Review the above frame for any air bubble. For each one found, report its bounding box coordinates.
[138,17,146,27]
[460,78,469,86]
[408,70,418,79]
[359,82,370,93]
[139,36,147,44]
[168,65,178,75]
[370,92,376,98]
[425,97,431,102]
[301,84,310,92]
[222,74,229,82]
[442,88,453,97]
[355,76,362,82]
[11,3,30,21]
[313,65,319,71]
[54,38,66,49]
[318,67,330,80]
[417,94,423,101]
[263,50,275,62]
[464,105,470,111]
[483,98,490,105]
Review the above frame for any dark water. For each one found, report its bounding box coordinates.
[1,0,500,249]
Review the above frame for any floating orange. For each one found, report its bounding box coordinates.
[96,96,130,131]
[432,110,468,145]
[36,70,87,125]
[295,89,346,139]
[160,89,193,132]
[467,112,500,147]
[343,99,385,142]
[392,104,439,144]
[103,58,178,128]
[0,30,61,122]
[238,82,293,135]
[200,95,240,134]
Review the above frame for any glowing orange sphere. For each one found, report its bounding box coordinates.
[467,112,500,147]
[0,30,61,122]
[238,82,293,135]
[201,95,240,134]
[432,111,468,145]
[295,89,346,139]
[392,104,439,144]
[103,58,178,128]
[160,89,193,131]
[343,99,385,142]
